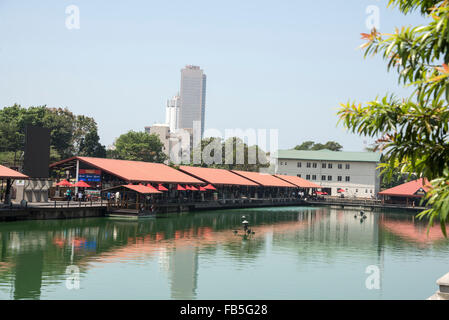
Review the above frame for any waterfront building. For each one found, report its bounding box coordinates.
[49,156,204,191]
[179,65,207,138]
[165,94,180,133]
[378,178,429,206]
[0,165,29,204]
[275,149,381,198]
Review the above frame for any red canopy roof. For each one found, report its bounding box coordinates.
[274,174,321,189]
[199,186,207,191]
[123,184,162,194]
[204,184,217,190]
[146,184,160,192]
[50,157,203,184]
[157,184,168,191]
[179,166,258,186]
[74,180,90,188]
[0,165,29,179]
[189,185,199,191]
[378,179,430,198]
[231,170,297,188]
[176,184,186,191]
[55,180,73,187]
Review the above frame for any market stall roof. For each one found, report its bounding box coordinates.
[378,178,430,198]
[103,184,162,194]
[273,174,321,189]
[0,165,29,179]
[178,166,259,186]
[231,170,297,188]
[50,156,204,184]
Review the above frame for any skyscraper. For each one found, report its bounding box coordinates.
[179,65,207,137]
[165,94,180,133]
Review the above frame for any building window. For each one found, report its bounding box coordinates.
[338,164,342,169]
[306,174,311,180]
[345,176,350,182]
[321,175,326,181]
[365,189,368,193]
[297,174,301,178]
[328,175,332,181]
[370,189,373,193]
[313,163,317,168]
[297,162,301,168]
[356,189,358,193]
[328,163,332,169]
[306,162,311,168]
[322,163,326,169]
[312,175,316,180]
[284,162,288,165]
[280,161,283,165]
[345,164,350,170]
[338,176,342,182]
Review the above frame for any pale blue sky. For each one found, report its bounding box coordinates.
[0,0,427,151]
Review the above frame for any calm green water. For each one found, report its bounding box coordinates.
[0,206,448,300]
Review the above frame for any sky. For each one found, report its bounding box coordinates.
[0,0,428,151]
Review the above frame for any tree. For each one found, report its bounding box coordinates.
[337,0,449,235]
[0,104,105,161]
[294,141,315,151]
[294,141,343,151]
[78,129,106,158]
[190,137,269,171]
[111,131,167,163]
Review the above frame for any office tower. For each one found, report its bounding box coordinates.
[179,65,207,137]
[165,94,180,133]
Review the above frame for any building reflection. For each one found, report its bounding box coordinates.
[0,207,447,299]
[159,246,199,299]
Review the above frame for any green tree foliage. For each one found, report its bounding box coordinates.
[0,104,105,162]
[337,0,449,235]
[190,137,269,171]
[294,141,343,151]
[111,130,167,163]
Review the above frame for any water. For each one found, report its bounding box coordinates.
[0,206,448,300]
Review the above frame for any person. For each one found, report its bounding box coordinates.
[115,191,120,204]
[66,189,72,201]
[78,191,83,202]
[107,192,111,202]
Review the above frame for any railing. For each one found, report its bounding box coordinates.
[308,197,382,206]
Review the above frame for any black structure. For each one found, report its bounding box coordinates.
[23,125,50,178]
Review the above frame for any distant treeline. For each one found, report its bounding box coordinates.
[0,104,106,166]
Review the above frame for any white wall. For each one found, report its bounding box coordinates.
[276,159,380,198]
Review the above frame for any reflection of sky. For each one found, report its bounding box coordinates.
[0,207,448,299]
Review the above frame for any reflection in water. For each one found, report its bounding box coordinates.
[0,207,447,299]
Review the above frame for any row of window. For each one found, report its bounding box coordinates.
[279,161,351,170]
[298,174,351,182]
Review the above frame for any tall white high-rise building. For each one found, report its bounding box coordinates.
[165,94,180,133]
[179,65,207,137]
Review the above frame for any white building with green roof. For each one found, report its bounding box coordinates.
[274,149,382,198]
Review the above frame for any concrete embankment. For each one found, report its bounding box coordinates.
[0,206,106,222]
[0,198,426,222]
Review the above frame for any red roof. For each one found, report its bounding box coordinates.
[50,157,203,184]
[0,165,29,179]
[123,184,162,194]
[231,170,296,188]
[179,166,258,186]
[274,174,321,189]
[378,178,430,197]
